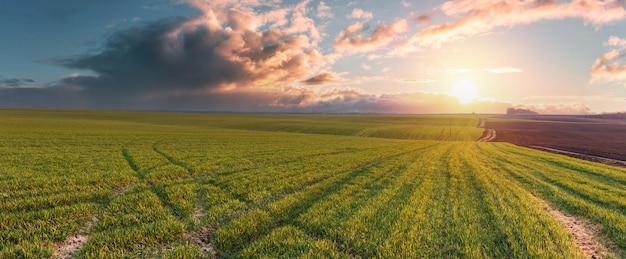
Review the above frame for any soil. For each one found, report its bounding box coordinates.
[486,115,626,163]
[534,196,616,258]
[485,115,626,258]
[51,216,98,259]
[183,206,216,257]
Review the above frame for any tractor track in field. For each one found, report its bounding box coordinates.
[182,206,216,258]
[476,118,497,142]
[477,118,621,258]
[533,196,619,259]
[51,216,97,259]
[51,184,135,258]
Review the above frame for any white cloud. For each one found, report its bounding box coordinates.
[484,67,522,73]
[605,36,626,48]
[317,1,332,19]
[444,68,472,74]
[367,54,383,60]
[396,79,434,83]
[349,8,373,20]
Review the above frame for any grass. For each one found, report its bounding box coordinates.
[0,108,625,258]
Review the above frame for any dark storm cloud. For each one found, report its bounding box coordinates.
[2,1,492,113]
[2,3,332,111]
[0,76,36,88]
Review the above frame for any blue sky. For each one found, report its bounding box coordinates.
[1,0,626,113]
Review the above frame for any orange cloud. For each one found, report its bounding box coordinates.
[301,72,353,86]
[334,19,408,54]
[589,36,626,85]
[399,0,626,51]
[590,50,626,85]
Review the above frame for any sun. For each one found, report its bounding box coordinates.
[451,79,479,104]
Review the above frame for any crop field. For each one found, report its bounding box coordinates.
[1,109,626,258]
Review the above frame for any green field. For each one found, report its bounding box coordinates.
[1,109,625,258]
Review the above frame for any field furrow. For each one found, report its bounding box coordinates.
[2,110,626,258]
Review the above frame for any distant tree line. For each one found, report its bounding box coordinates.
[583,112,626,120]
[506,108,539,115]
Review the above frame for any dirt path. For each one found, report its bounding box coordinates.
[51,216,98,259]
[477,118,487,128]
[479,118,619,257]
[477,129,497,142]
[529,145,626,168]
[532,196,618,258]
[476,118,497,142]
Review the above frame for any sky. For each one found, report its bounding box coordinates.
[2,0,626,114]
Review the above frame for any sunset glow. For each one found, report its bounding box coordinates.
[451,79,479,104]
[1,1,626,114]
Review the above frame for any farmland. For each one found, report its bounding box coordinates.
[487,115,626,162]
[1,109,626,258]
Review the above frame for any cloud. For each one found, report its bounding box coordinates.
[1,1,344,110]
[0,76,36,89]
[5,0,616,114]
[590,36,626,85]
[484,67,522,73]
[401,1,411,8]
[367,54,383,60]
[514,104,592,115]
[361,64,372,70]
[317,1,332,19]
[396,79,435,83]
[590,49,626,84]
[334,19,408,54]
[605,36,626,47]
[302,72,353,86]
[400,0,626,51]
[444,68,472,74]
[414,14,431,24]
[348,8,373,20]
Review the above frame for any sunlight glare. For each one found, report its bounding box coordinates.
[451,79,479,104]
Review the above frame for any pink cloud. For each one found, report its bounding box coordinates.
[605,36,626,47]
[400,0,626,51]
[317,1,332,18]
[349,8,373,20]
[334,19,408,54]
[590,49,626,85]
[590,35,626,85]
[514,104,592,115]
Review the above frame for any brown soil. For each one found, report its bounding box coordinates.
[486,115,626,163]
[487,115,625,257]
[183,226,215,257]
[183,206,216,258]
[51,216,98,259]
